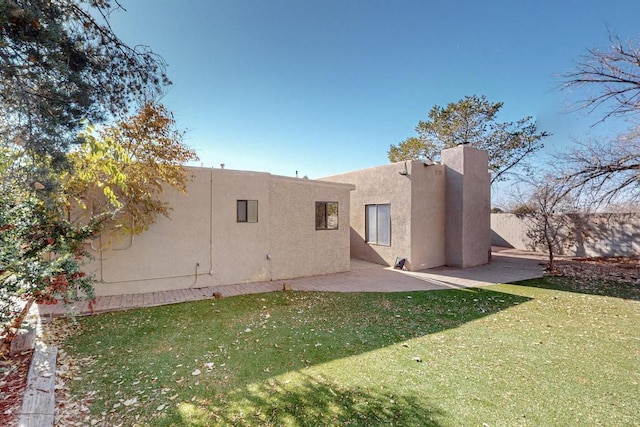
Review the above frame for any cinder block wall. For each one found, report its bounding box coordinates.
[491,213,640,257]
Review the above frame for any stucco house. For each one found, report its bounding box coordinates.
[87,145,490,296]
[86,168,355,296]
[323,145,491,271]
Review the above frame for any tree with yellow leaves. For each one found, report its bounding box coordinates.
[66,102,199,235]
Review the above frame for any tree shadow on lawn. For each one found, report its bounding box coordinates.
[170,372,444,426]
[512,275,640,301]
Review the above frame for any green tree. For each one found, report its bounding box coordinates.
[1,0,169,163]
[65,103,199,235]
[388,95,549,184]
[0,1,180,343]
[1,103,197,340]
[0,148,98,346]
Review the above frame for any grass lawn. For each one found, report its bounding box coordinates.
[56,276,640,426]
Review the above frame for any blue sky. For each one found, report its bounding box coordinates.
[109,0,638,186]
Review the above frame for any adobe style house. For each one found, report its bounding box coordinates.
[86,168,355,296]
[323,145,491,271]
[87,145,490,296]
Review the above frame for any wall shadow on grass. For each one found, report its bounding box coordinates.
[513,276,640,301]
[188,288,534,386]
[68,287,532,426]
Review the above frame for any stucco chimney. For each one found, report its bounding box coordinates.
[442,145,491,268]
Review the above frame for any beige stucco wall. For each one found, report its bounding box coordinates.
[209,169,272,285]
[442,146,491,268]
[269,177,352,280]
[88,167,354,296]
[324,145,490,271]
[490,213,530,250]
[409,161,447,270]
[84,168,214,295]
[323,161,446,270]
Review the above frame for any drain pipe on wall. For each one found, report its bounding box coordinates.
[189,262,200,288]
[209,166,215,276]
[95,261,202,286]
[91,220,135,283]
[90,218,136,253]
[92,169,215,287]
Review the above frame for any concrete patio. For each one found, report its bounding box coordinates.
[36,247,546,319]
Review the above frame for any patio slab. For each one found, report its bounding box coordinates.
[37,247,546,319]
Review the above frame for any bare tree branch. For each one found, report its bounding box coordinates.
[510,175,589,270]
[562,32,640,122]
[554,133,639,205]
[559,31,640,206]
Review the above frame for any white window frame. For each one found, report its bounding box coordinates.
[365,203,390,246]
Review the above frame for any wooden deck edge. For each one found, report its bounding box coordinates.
[18,341,57,427]
[9,326,37,356]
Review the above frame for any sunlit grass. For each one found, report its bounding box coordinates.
[59,277,640,426]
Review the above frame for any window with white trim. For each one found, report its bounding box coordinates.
[365,204,390,245]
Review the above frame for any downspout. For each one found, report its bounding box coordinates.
[90,230,135,252]
[91,221,135,283]
[209,166,215,275]
[92,169,214,287]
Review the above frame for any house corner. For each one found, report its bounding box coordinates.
[442,145,491,268]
